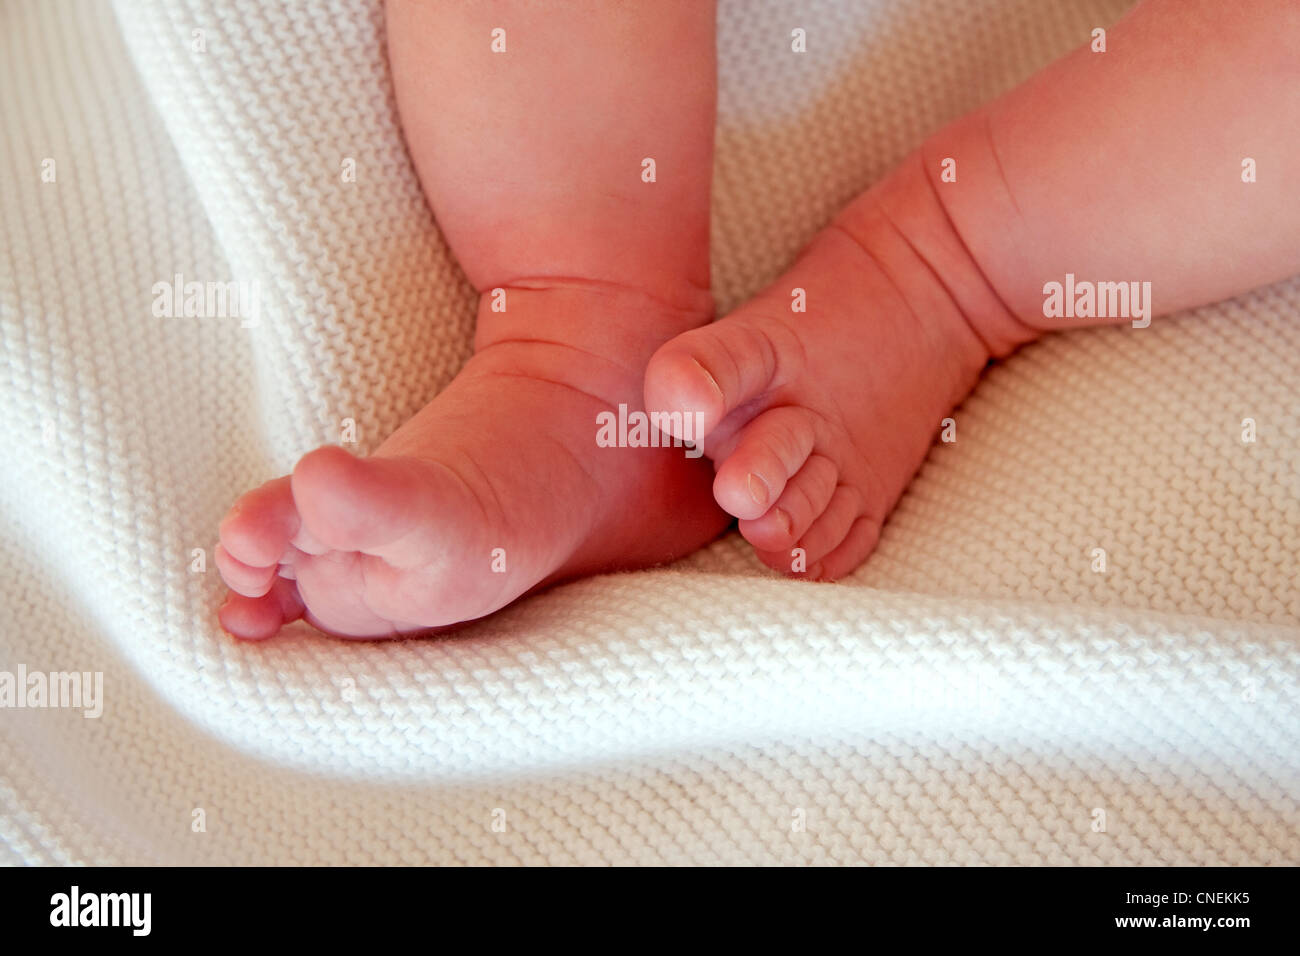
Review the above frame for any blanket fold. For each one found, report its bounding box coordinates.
[0,0,1294,864]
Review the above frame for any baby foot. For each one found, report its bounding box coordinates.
[217,283,729,638]
[644,155,1036,580]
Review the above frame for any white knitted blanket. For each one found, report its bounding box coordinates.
[1,0,1296,865]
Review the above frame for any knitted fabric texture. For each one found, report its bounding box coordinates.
[0,0,1295,864]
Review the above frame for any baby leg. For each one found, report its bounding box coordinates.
[645,0,1300,578]
[217,1,728,637]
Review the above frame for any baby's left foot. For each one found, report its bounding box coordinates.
[645,154,1036,579]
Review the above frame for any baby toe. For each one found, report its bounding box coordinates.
[788,484,863,573]
[219,475,300,569]
[215,543,277,597]
[711,405,817,521]
[815,517,882,581]
[218,577,304,641]
[739,452,838,552]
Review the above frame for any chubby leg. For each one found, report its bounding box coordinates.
[644,0,1300,578]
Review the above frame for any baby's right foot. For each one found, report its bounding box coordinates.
[645,152,1039,580]
[216,284,729,639]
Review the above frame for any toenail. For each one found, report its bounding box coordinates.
[747,473,769,507]
[774,507,792,537]
[690,357,724,402]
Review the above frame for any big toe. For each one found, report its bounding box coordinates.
[643,313,794,443]
[290,445,442,558]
